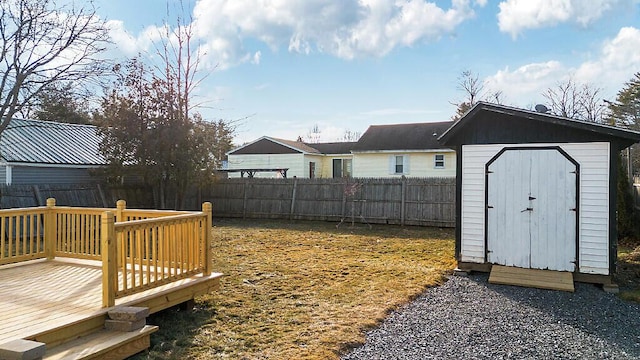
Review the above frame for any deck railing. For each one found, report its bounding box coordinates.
[0,199,213,308]
[102,203,212,306]
[0,207,47,265]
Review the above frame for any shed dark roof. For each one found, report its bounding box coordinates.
[439,102,640,149]
[1,118,106,165]
[351,121,453,152]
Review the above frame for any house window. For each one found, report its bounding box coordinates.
[395,155,404,174]
[389,155,409,175]
[309,162,316,178]
[434,154,445,169]
[333,159,352,178]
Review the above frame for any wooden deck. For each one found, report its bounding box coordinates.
[0,257,222,347]
[0,199,221,359]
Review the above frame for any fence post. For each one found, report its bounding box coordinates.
[242,181,248,219]
[401,177,407,226]
[116,199,126,222]
[45,198,56,259]
[290,178,298,220]
[202,202,212,276]
[101,211,116,308]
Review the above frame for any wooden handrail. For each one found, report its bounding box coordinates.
[113,212,206,229]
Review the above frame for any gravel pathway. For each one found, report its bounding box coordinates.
[342,273,640,360]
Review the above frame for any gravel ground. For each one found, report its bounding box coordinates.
[342,273,640,360]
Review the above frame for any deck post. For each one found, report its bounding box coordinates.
[101,211,117,308]
[116,200,126,222]
[45,198,56,259]
[202,202,212,276]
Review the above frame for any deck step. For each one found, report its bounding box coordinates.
[43,325,158,360]
[489,265,575,292]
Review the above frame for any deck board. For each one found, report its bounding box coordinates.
[0,258,221,345]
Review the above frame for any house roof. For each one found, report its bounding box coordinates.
[351,121,454,152]
[272,137,322,154]
[1,118,106,165]
[227,136,322,155]
[309,142,357,154]
[438,102,640,147]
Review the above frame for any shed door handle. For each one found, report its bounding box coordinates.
[521,207,533,212]
[529,196,536,200]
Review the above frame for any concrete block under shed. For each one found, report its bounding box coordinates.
[0,339,46,360]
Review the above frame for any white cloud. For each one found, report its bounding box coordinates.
[190,0,480,68]
[484,61,565,101]
[361,108,443,117]
[497,0,632,38]
[484,26,640,104]
[575,27,640,85]
[105,20,139,56]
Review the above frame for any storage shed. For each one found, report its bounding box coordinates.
[438,102,640,285]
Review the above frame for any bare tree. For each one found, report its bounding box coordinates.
[306,123,321,143]
[450,70,505,120]
[97,2,238,209]
[340,129,361,142]
[543,77,583,119]
[542,77,603,122]
[579,83,604,122]
[0,0,110,134]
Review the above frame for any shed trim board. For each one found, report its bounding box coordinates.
[460,142,609,275]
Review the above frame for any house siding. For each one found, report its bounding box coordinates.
[319,155,353,178]
[11,166,99,185]
[353,152,456,178]
[227,154,305,178]
[303,154,325,178]
[460,142,610,275]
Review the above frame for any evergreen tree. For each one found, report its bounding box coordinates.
[34,83,92,124]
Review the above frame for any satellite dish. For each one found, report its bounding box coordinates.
[535,104,549,113]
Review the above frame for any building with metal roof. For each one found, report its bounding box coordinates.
[0,118,106,185]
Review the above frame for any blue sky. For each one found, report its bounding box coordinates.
[96,0,640,145]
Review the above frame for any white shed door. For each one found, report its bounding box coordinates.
[487,149,576,272]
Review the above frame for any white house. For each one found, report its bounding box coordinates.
[225,121,456,178]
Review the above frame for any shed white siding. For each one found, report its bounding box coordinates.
[460,142,610,275]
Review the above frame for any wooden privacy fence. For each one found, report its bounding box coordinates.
[0,198,213,308]
[208,177,456,227]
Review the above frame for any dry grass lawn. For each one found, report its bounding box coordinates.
[133,218,456,360]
